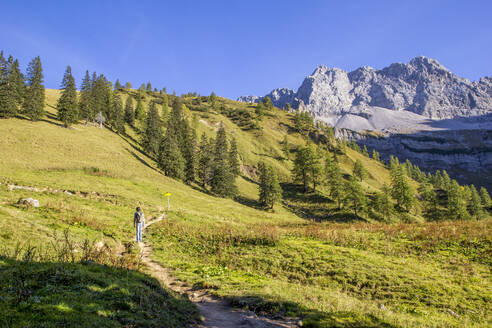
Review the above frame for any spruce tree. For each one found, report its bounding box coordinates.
[56,66,78,127]
[209,91,217,109]
[22,56,45,121]
[142,101,162,157]
[0,51,9,117]
[262,96,273,110]
[373,184,394,221]
[197,133,213,188]
[372,149,380,162]
[111,92,125,134]
[79,70,94,123]
[390,164,414,212]
[292,145,310,192]
[146,82,152,92]
[420,183,439,221]
[158,132,185,180]
[228,136,240,178]
[447,180,469,220]
[353,159,367,182]
[211,125,236,197]
[469,185,483,219]
[124,96,135,126]
[258,162,282,209]
[282,135,290,159]
[161,93,169,123]
[135,97,145,121]
[5,57,24,117]
[181,119,197,183]
[114,79,122,90]
[480,187,491,208]
[344,176,367,218]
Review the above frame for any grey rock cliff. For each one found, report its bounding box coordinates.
[238,56,492,121]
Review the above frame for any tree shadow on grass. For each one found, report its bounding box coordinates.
[125,148,161,175]
[281,183,365,223]
[228,295,398,328]
[0,257,199,328]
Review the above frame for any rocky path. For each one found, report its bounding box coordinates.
[141,215,299,328]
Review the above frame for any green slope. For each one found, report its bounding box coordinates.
[0,89,490,327]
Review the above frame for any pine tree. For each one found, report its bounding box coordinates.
[5,57,24,117]
[255,102,264,120]
[447,180,469,220]
[282,135,290,159]
[0,51,9,117]
[344,176,367,218]
[161,93,169,123]
[79,70,94,123]
[22,56,45,121]
[211,125,236,197]
[258,162,282,209]
[209,91,217,109]
[228,136,240,178]
[125,82,132,89]
[390,164,414,212]
[135,97,145,121]
[181,119,197,183]
[353,159,367,182]
[158,133,185,180]
[326,153,345,209]
[112,92,125,134]
[284,103,291,111]
[146,82,152,92]
[420,183,439,221]
[56,66,78,127]
[372,149,380,162]
[292,145,310,192]
[362,145,369,157]
[373,184,394,221]
[142,101,162,157]
[197,133,213,188]
[309,144,324,192]
[480,187,491,209]
[124,95,135,126]
[469,185,483,219]
[262,96,273,110]
[114,79,122,90]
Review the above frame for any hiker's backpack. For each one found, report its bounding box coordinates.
[135,212,142,223]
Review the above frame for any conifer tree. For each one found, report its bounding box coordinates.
[284,103,291,111]
[142,101,162,157]
[309,144,324,192]
[125,82,132,89]
[292,145,310,192]
[447,180,469,220]
[0,51,9,117]
[56,66,78,127]
[181,119,197,183]
[209,91,217,109]
[197,133,213,188]
[211,125,236,197]
[373,184,394,221]
[135,97,145,121]
[22,56,45,121]
[161,93,169,123]
[255,102,264,120]
[262,96,273,110]
[325,153,345,209]
[372,149,380,162]
[420,183,439,221]
[158,132,185,180]
[146,82,152,92]
[344,176,367,218]
[258,162,282,209]
[362,145,369,157]
[469,185,483,219]
[353,159,367,182]
[111,92,125,134]
[480,187,491,209]
[79,70,94,123]
[390,164,414,212]
[124,95,135,126]
[282,135,290,159]
[6,57,24,117]
[228,136,240,178]
[114,79,122,90]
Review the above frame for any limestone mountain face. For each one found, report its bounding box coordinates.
[239,56,492,122]
[237,57,492,190]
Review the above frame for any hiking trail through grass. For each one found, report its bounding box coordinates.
[141,214,299,328]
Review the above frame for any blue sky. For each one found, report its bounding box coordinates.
[1,0,491,99]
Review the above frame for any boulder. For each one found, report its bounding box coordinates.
[17,198,40,208]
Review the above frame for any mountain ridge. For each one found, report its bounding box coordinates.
[238,56,492,124]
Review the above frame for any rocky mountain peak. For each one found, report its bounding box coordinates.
[239,56,492,122]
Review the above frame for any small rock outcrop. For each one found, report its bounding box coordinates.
[17,198,40,208]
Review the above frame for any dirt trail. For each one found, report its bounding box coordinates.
[141,215,299,328]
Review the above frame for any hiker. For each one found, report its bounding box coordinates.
[134,207,145,242]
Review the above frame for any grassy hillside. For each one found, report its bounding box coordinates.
[0,89,490,327]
